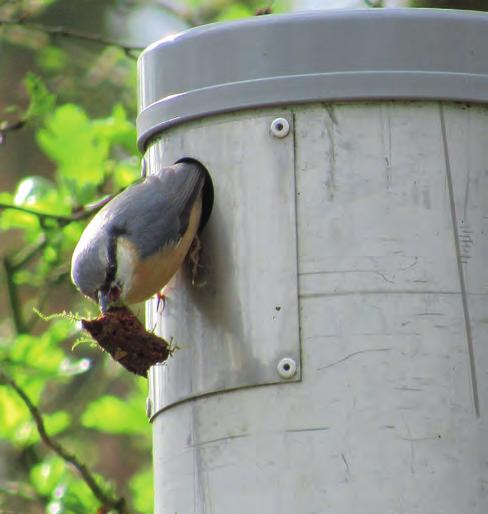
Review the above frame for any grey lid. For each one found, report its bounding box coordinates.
[137,8,488,150]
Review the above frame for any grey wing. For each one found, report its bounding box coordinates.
[106,161,205,259]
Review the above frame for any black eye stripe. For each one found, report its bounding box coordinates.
[102,226,126,292]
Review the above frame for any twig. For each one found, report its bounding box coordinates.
[0,118,26,131]
[0,368,127,513]
[0,194,113,227]
[0,17,144,58]
[10,235,47,271]
[1,196,111,334]
[0,118,26,143]
[3,256,26,334]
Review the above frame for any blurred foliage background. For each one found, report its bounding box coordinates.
[0,0,486,513]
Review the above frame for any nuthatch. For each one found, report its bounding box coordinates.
[71,160,211,312]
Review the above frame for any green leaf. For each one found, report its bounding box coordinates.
[61,222,84,248]
[112,160,139,188]
[0,209,40,232]
[14,175,54,204]
[36,104,107,196]
[216,4,253,21]
[30,457,66,496]
[0,191,13,203]
[130,466,154,514]
[37,46,68,72]
[23,72,56,121]
[0,387,30,439]
[13,176,69,215]
[9,320,72,374]
[54,477,100,513]
[44,410,70,436]
[93,104,137,154]
[13,419,38,446]
[81,395,148,435]
[61,473,113,513]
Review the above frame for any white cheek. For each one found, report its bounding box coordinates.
[115,244,135,299]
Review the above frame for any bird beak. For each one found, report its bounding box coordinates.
[98,289,110,314]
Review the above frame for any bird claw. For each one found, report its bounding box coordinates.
[156,291,167,313]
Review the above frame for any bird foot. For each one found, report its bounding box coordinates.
[156,291,167,313]
[188,235,206,287]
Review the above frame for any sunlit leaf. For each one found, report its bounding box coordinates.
[0,191,13,203]
[0,209,40,231]
[13,419,38,445]
[30,457,66,496]
[23,72,57,121]
[43,245,59,263]
[13,176,69,215]
[9,320,71,374]
[36,104,107,195]
[44,410,70,436]
[61,221,84,248]
[112,161,139,188]
[61,475,110,513]
[93,104,137,154]
[81,395,148,435]
[0,387,29,439]
[216,4,253,21]
[130,466,153,514]
[14,175,55,205]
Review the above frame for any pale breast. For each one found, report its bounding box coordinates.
[123,194,203,304]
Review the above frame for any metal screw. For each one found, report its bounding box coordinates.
[270,117,290,138]
[146,397,152,419]
[277,357,297,379]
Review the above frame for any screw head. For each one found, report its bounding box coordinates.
[277,357,297,379]
[270,117,290,138]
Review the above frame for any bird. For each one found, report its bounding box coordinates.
[71,159,209,313]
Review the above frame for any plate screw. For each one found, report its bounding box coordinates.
[277,357,297,379]
[270,117,290,138]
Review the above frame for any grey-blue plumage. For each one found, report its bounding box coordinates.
[71,161,205,303]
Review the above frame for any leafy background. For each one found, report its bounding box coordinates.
[0,0,484,513]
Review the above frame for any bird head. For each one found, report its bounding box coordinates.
[71,221,133,313]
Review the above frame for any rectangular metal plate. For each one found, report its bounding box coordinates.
[146,110,300,418]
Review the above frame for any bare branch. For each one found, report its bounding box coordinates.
[0,17,144,58]
[3,256,26,334]
[0,194,113,227]
[0,368,127,514]
[0,118,26,144]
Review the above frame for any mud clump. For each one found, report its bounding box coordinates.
[81,306,170,377]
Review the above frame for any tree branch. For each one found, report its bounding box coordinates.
[0,194,113,227]
[1,196,112,334]
[3,255,26,334]
[0,368,127,514]
[0,17,144,58]
[0,118,26,144]
[10,235,47,271]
